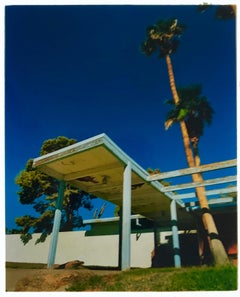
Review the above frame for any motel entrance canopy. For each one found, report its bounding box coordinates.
[33,133,237,269]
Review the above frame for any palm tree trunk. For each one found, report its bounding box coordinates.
[192,141,201,167]
[165,54,229,265]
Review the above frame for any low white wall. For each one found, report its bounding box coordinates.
[6,231,155,268]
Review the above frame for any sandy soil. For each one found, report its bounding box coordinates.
[6,267,120,292]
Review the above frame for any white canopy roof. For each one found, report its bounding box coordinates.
[33,133,194,227]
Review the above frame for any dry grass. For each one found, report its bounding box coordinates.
[6,262,238,292]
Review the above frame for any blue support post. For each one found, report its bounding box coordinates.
[47,180,65,268]
[170,200,181,268]
[121,161,132,271]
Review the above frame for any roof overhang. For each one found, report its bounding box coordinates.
[33,133,195,228]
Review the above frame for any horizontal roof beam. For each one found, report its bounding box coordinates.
[147,159,237,181]
[162,175,237,192]
[185,197,236,210]
[208,197,236,205]
[83,214,145,225]
[172,186,237,200]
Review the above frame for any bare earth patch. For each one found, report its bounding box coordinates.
[6,267,120,291]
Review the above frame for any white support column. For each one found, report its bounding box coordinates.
[121,161,132,271]
[170,200,181,268]
[47,180,65,268]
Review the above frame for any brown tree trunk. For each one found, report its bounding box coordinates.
[192,139,201,167]
[165,54,229,265]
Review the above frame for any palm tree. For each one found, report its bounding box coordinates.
[165,84,214,166]
[141,19,229,265]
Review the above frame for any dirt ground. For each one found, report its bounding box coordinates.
[6,267,120,291]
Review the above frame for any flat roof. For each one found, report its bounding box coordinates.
[33,133,195,227]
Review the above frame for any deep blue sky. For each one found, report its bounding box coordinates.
[5,5,236,230]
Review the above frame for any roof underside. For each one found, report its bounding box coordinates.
[33,134,195,228]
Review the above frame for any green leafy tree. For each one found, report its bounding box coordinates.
[141,18,229,265]
[165,84,214,166]
[15,136,95,245]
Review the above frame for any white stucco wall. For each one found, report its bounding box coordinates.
[6,231,155,268]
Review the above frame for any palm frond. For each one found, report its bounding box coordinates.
[141,18,186,58]
[164,84,214,139]
[164,118,175,130]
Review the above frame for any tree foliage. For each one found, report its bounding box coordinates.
[14,136,95,245]
[164,84,214,143]
[197,4,235,20]
[140,18,186,58]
